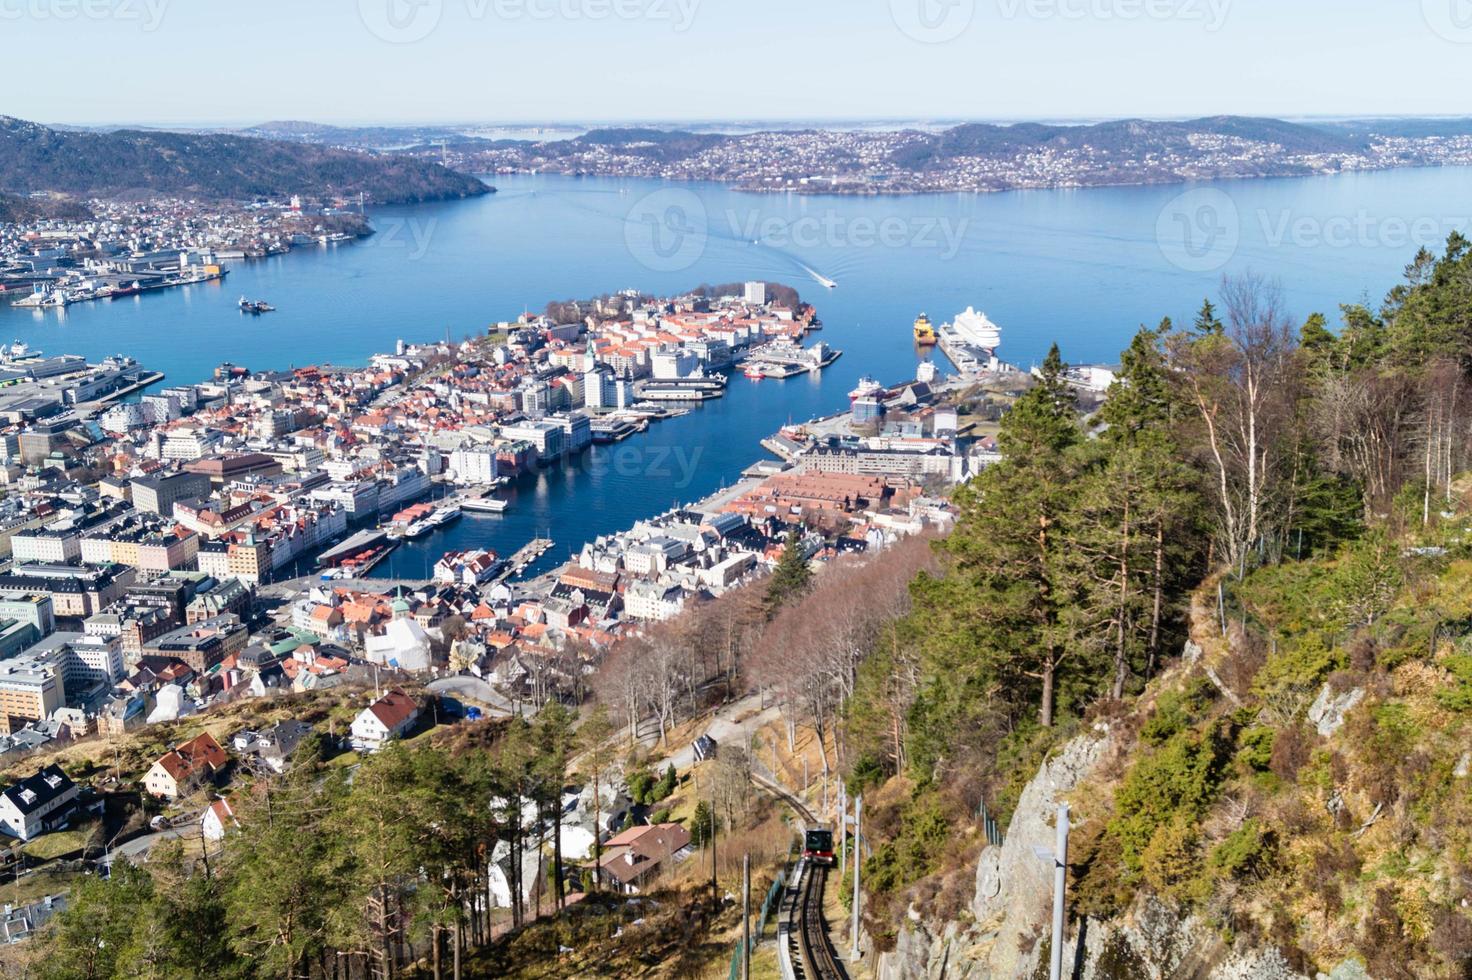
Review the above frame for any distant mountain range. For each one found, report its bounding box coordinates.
[9,115,1472,203]
[0,116,490,204]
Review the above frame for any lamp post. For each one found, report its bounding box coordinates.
[1031,803,1071,980]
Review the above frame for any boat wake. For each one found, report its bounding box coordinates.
[798,262,837,289]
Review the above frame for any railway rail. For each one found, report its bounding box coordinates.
[748,769,848,979]
[778,858,848,980]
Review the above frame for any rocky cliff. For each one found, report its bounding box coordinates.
[873,723,1371,980]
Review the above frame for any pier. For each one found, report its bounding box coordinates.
[494,537,555,582]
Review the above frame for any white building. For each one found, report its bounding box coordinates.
[448,447,499,485]
[624,580,688,621]
[0,766,78,841]
[350,689,421,752]
[160,427,222,462]
[650,346,701,380]
[201,798,237,842]
[500,421,564,462]
[362,603,432,672]
[744,281,767,306]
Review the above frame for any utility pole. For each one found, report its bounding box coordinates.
[742,853,752,980]
[1049,804,1070,980]
[850,794,862,964]
[838,783,846,881]
[710,770,718,909]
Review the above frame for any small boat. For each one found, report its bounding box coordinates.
[238,297,275,314]
[744,364,766,380]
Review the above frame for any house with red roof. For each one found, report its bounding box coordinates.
[349,689,421,753]
[595,823,693,894]
[144,732,228,800]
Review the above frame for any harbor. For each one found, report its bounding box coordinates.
[11,266,229,309]
[736,339,842,381]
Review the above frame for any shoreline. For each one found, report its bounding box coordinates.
[470,159,1472,199]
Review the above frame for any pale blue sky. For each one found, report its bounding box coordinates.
[6,0,1471,126]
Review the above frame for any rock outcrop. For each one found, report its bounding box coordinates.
[1307,684,1365,738]
[874,721,1342,979]
[875,727,1112,980]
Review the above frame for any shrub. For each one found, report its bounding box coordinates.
[626,768,656,805]
[1268,725,1313,783]
[860,790,953,897]
[1141,814,1207,904]
[1140,677,1217,748]
[1110,724,1232,876]
[1436,653,1472,711]
[1253,632,1344,701]
[1237,727,1276,774]
[1208,818,1273,881]
[653,764,677,801]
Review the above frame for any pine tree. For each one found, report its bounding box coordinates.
[1193,298,1224,336]
[764,529,812,616]
[909,342,1084,749]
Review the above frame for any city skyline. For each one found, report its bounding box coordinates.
[6,0,1472,126]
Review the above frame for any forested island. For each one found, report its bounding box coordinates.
[0,116,490,205]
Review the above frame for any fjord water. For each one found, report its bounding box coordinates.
[5,169,1469,577]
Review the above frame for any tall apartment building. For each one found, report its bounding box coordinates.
[0,661,63,733]
[130,471,211,516]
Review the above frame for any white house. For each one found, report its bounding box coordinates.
[201,798,238,842]
[350,689,421,752]
[0,765,78,841]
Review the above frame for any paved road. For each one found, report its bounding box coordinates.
[99,827,182,868]
[645,693,783,773]
[425,675,525,718]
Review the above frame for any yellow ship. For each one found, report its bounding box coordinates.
[913,312,938,346]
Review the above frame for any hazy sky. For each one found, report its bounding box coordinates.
[7,0,1472,126]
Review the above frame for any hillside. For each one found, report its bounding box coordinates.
[835,237,1472,978]
[0,116,491,204]
[0,191,92,222]
[890,114,1368,168]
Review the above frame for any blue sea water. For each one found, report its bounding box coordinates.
[5,168,1469,576]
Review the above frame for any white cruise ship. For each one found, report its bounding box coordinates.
[950,307,1002,351]
[939,307,1005,375]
